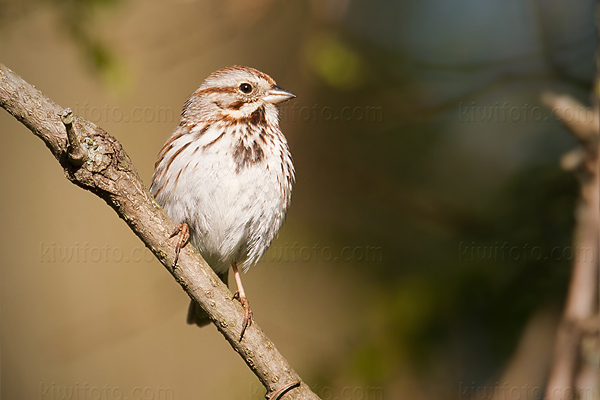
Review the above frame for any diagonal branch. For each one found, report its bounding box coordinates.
[0,63,320,400]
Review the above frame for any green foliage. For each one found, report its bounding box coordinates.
[304,32,366,90]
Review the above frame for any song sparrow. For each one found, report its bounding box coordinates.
[150,66,295,340]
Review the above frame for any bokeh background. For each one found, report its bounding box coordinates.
[0,1,597,399]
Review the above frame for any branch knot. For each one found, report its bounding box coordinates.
[61,108,87,166]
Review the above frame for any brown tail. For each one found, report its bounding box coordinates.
[186,270,229,327]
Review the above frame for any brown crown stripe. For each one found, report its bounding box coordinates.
[211,66,277,85]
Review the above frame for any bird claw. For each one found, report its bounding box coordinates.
[239,298,253,341]
[170,223,190,268]
[234,291,253,340]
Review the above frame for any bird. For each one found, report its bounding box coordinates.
[150,66,295,340]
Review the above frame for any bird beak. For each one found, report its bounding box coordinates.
[263,85,296,104]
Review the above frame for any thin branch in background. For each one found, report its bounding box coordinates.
[541,90,599,400]
[0,63,321,400]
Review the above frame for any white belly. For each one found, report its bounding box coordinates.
[151,123,293,275]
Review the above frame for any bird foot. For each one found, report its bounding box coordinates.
[233,291,253,341]
[169,223,190,268]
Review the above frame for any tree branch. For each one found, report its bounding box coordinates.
[541,92,599,400]
[0,63,320,400]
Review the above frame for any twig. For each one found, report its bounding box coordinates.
[61,107,87,165]
[0,63,320,400]
[541,92,599,400]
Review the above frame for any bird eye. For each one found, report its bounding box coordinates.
[239,83,253,94]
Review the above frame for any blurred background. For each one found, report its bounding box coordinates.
[0,0,597,399]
